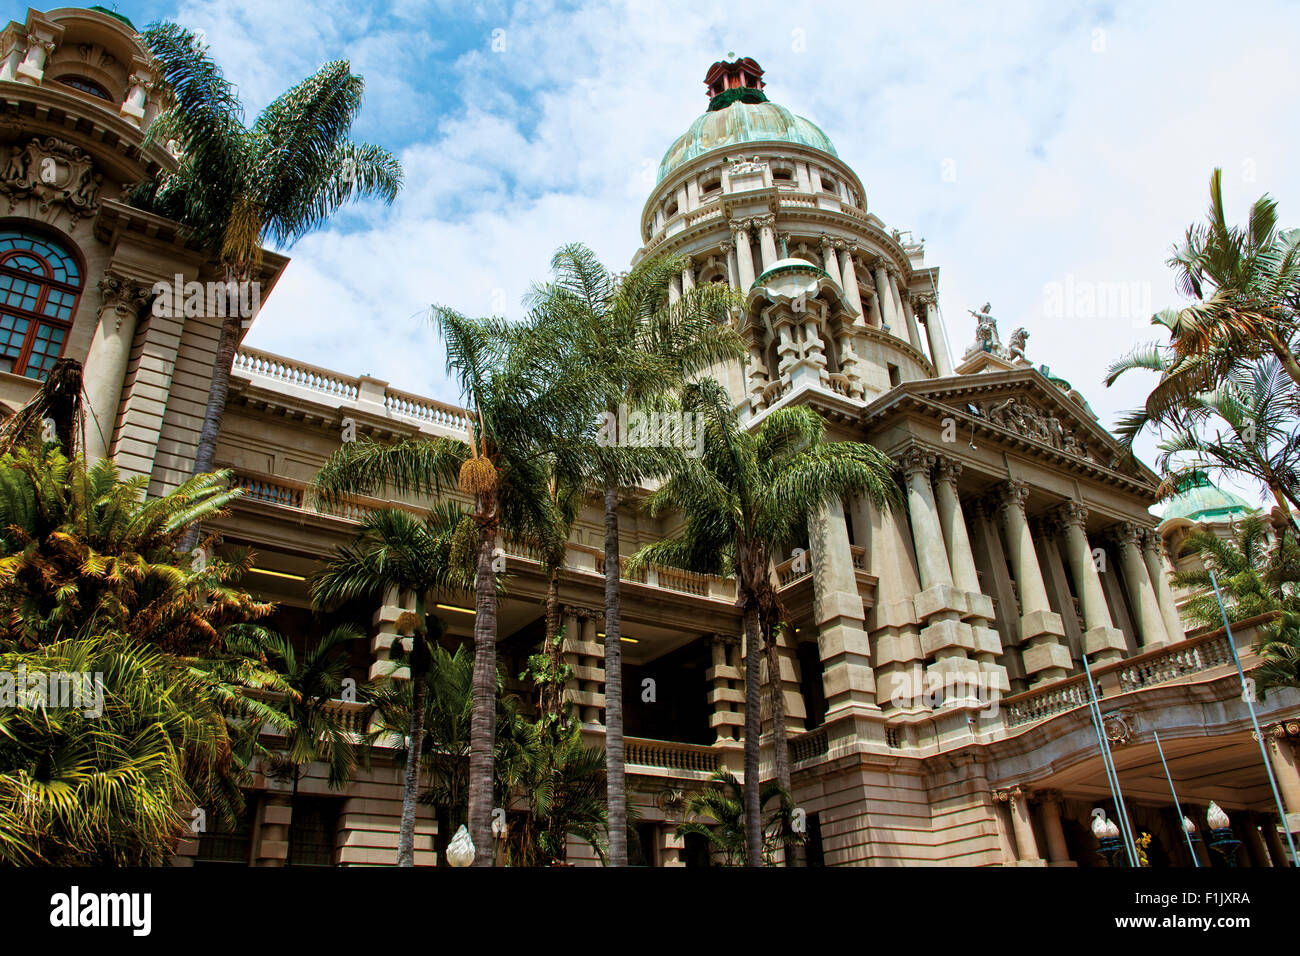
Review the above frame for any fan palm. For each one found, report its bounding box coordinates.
[312,309,581,864]
[1171,514,1300,696]
[0,634,247,865]
[628,379,899,866]
[232,623,363,866]
[675,769,797,867]
[128,22,402,491]
[311,504,472,866]
[525,242,743,865]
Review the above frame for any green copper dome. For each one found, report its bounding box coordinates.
[657,101,837,183]
[1158,473,1257,523]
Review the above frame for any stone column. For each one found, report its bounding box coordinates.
[821,236,841,288]
[854,493,924,715]
[896,278,925,353]
[872,260,902,336]
[1036,790,1072,864]
[721,240,737,290]
[1142,530,1185,643]
[1263,722,1300,833]
[681,257,695,294]
[746,342,769,409]
[995,786,1043,863]
[916,295,954,376]
[1262,815,1290,866]
[839,242,865,321]
[15,34,54,85]
[82,272,153,462]
[997,481,1071,684]
[732,220,756,291]
[902,449,979,703]
[119,68,153,127]
[0,30,26,82]
[756,215,778,271]
[1054,503,1127,663]
[933,458,1006,690]
[1113,522,1170,649]
[668,275,681,305]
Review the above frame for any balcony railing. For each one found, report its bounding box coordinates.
[790,726,828,763]
[1002,624,1260,729]
[624,736,720,773]
[233,346,468,436]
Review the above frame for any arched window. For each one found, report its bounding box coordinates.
[0,229,82,378]
[56,75,112,101]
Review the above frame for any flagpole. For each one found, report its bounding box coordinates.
[1208,569,1300,867]
[1080,649,1140,866]
[1152,728,1199,866]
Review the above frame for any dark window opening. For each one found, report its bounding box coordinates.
[56,75,112,100]
[805,812,825,866]
[623,638,712,744]
[887,363,902,388]
[682,830,712,867]
[193,799,255,866]
[288,797,341,867]
[796,641,827,729]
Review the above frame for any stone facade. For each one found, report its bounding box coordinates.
[2,24,1296,865]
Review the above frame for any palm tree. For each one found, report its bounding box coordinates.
[312,310,580,864]
[311,504,471,866]
[1110,169,1300,410]
[1171,514,1300,696]
[128,22,402,488]
[238,624,363,866]
[627,379,899,866]
[0,634,245,865]
[525,243,743,865]
[1110,356,1300,533]
[675,769,797,867]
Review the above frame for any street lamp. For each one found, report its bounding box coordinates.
[1207,802,1239,867]
[1092,808,1124,866]
[446,824,475,867]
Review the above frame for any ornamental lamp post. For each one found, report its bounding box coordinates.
[446,824,475,867]
[1092,809,1123,866]
[1206,802,1240,867]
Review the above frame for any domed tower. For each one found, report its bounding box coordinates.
[634,57,955,417]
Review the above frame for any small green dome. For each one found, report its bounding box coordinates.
[657,101,837,183]
[1159,473,1257,523]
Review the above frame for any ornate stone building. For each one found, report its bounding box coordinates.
[2,16,1296,866]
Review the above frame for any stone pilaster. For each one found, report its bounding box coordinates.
[916,294,954,376]
[839,242,865,321]
[810,496,877,718]
[707,633,745,743]
[731,220,756,291]
[994,785,1044,864]
[1036,790,1072,865]
[561,606,605,726]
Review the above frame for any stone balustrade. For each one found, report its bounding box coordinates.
[1002,625,1257,729]
[233,346,468,436]
[624,736,720,773]
[790,726,829,763]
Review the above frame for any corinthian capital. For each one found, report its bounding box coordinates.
[997,479,1030,513]
[900,445,936,478]
[1053,501,1089,529]
[98,271,153,329]
[933,455,963,484]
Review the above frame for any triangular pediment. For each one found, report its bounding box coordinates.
[866,369,1160,490]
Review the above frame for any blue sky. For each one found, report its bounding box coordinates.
[103,0,1300,505]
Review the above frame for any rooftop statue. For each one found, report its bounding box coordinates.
[969,303,1000,353]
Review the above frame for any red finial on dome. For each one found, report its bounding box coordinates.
[703,56,765,99]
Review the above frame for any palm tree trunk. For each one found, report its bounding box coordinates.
[542,564,562,721]
[742,603,762,867]
[181,272,244,550]
[396,630,429,867]
[603,481,627,867]
[468,521,498,865]
[763,622,799,865]
[1265,330,1300,389]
